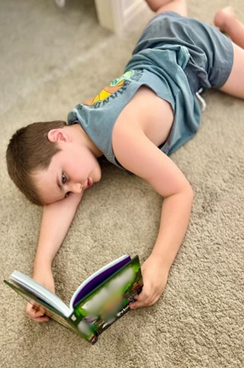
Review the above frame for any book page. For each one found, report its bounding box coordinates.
[10,271,71,317]
[4,280,76,332]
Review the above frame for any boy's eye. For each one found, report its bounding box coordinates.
[62,172,67,184]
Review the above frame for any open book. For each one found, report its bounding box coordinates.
[4,255,143,344]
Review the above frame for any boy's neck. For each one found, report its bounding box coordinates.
[68,123,103,158]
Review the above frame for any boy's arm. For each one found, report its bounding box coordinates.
[27,192,82,322]
[113,125,193,308]
[34,192,83,272]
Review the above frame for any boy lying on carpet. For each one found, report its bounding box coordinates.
[6,0,244,322]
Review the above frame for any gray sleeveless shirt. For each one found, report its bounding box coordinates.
[67,44,201,169]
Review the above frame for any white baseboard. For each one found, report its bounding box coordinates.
[95,0,147,33]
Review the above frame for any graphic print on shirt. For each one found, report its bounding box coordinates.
[83,70,143,109]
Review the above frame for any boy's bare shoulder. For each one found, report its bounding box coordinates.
[113,86,174,149]
[112,86,189,195]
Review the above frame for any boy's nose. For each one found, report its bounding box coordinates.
[70,182,82,194]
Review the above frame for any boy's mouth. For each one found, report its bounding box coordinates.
[87,178,93,188]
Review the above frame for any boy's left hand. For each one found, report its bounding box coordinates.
[130,254,169,309]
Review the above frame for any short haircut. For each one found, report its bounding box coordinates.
[6,120,66,205]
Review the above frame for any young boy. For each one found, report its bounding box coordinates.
[6,0,244,322]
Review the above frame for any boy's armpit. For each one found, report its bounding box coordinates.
[112,126,191,198]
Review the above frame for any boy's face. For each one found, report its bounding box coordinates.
[33,140,101,204]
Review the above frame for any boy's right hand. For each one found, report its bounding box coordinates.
[26,267,55,323]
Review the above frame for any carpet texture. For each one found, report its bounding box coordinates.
[0,0,243,367]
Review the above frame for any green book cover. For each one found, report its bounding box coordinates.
[69,256,143,343]
[4,255,143,344]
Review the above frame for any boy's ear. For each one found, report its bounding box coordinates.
[47,129,72,143]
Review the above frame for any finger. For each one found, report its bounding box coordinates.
[134,292,148,302]
[136,294,160,308]
[134,285,149,300]
[27,311,50,322]
[130,296,150,309]
[27,309,45,318]
[130,292,156,309]
[130,300,147,309]
[132,286,152,305]
[33,310,46,317]
[32,316,50,323]
[26,304,38,314]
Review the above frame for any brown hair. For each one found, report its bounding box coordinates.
[6,120,66,206]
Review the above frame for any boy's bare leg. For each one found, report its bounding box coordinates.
[214,7,244,99]
[146,0,187,16]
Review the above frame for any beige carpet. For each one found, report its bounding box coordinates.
[1,0,243,367]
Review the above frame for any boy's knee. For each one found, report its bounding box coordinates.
[146,0,187,17]
[146,0,174,13]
